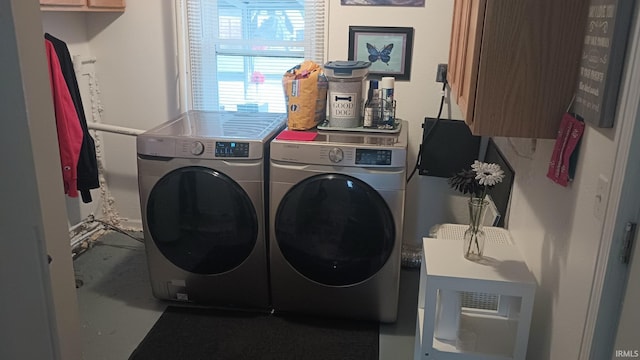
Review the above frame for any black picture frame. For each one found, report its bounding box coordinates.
[348,26,414,81]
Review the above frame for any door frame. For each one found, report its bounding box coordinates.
[580,4,640,359]
[1,0,82,359]
[614,223,640,353]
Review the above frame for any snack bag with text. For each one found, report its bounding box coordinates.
[282,60,328,130]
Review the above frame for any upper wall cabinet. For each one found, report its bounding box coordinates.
[40,0,125,12]
[448,0,588,138]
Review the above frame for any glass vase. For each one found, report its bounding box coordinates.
[463,198,489,260]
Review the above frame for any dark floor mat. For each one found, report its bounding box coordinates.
[129,306,379,360]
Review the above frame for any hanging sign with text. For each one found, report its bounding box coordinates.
[573,0,634,128]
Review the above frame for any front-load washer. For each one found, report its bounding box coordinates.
[269,122,407,322]
[137,110,286,309]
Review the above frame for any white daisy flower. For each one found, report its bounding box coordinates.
[474,162,504,187]
[471,160,488,174]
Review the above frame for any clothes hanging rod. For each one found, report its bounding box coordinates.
[88,123,144,136]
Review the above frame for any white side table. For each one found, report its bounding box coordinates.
[414,237,536,360]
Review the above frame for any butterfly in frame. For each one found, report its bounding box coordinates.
[366,43,393,65]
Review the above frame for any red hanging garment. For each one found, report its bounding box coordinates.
[45,39,83,198]
[46,33,100,203]
[547,113,585,186]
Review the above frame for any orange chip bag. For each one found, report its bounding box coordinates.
[282,60,328,130]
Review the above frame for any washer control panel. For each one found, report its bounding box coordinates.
[138,137,262,159]
[215,141,250,158]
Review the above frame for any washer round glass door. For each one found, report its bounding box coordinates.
[275,173,395,286]
[146,166,258,275]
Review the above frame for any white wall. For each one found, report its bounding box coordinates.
[39,1,636,358]
[326,0,465,247]
[84,1,180,229]
[41,12,91,54]
[493,131,616,358]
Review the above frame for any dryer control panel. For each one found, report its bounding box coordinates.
[355,149,392,166]
[270,142,405,168]
[322,147,393,165]
[269,119,407,168]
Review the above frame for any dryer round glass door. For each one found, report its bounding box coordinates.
[275,173,395,286]
[146,166,258,275]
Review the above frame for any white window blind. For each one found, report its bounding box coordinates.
[184,0,326,113]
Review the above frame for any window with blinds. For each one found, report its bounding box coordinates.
[183,0,325,113]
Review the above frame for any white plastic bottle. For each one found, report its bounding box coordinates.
[380,77,395,126]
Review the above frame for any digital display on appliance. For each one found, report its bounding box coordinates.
[355,149,392,165]
[215,141,249,157]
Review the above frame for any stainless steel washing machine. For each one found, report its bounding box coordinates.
[137,110,286,309]
[269,122,407,322]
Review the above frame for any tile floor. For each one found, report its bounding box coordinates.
[73,230,420,360]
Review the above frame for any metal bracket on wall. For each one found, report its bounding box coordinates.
[620,222,637,264]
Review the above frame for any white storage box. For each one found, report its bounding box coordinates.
[414,235,536,360]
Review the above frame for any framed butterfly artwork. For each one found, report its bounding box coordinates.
[348,26,414,81]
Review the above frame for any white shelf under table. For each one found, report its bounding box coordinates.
[414,235,536,360]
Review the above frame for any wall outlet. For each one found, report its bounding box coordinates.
[436,63,447,83]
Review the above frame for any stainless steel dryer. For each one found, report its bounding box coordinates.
[269,122,407,322]
[137,110,286,309]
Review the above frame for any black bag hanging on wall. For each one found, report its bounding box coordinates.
[418,118,481,178]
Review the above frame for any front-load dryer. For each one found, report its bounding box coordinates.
[137,110,286,309]
[269,122,407,322]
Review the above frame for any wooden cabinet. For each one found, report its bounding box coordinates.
[448,0,588,138]
[40,0,125,12]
